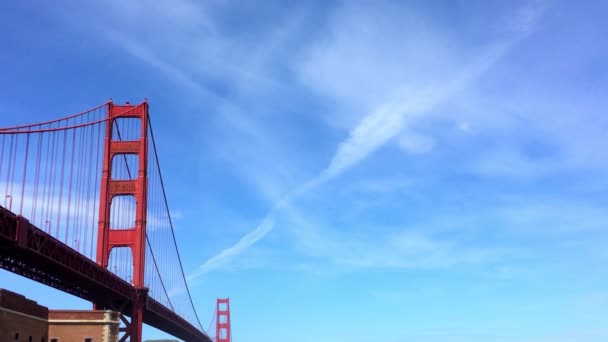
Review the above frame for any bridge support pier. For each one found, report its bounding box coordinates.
[95,287,148,342]
[117,288,148,342]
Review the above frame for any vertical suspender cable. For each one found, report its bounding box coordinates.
[4,135,13,203]
[0,135,5,186]
[19,130,31,215]
[56,128,68,238]
[65,128,77,243]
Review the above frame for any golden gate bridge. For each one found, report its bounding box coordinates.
[0,100,232,342]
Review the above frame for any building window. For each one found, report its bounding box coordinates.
[50,339,58,342]
[84,339,93,342]
[29,337,32,342]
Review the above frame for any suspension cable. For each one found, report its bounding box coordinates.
[114,121,176,313]
[148,111,205,331]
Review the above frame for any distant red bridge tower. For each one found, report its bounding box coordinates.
[216,298,232,342]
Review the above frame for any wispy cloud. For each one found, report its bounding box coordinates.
[82,0,547,279]
[187,213,275,280]
[188,3,545,279]
[100,26,225,103]
[278,203,525,272]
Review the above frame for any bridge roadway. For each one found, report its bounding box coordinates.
[0,205,212,342]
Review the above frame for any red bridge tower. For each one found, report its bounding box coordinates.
[216,298,232,342]
[96,101,149,341]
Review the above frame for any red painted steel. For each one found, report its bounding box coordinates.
[0,205,211,342]
[96,101,149,341]
[216,298,232,342]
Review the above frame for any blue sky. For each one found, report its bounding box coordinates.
[2,0,608,341]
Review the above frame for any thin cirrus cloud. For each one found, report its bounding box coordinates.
[82,0,545,278]
[93,0,315,205]
[187,3,546,279]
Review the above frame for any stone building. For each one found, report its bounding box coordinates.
[0,288,119,342]
[48,310,120,342]
[0,289,48,342]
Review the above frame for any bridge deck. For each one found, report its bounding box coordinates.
[0,205,212,342]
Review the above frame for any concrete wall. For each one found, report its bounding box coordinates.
[0,289,49,342]
[48,310,120,342]
[0,288,120,342]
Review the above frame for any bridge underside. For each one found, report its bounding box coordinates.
[0,205,212,342]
